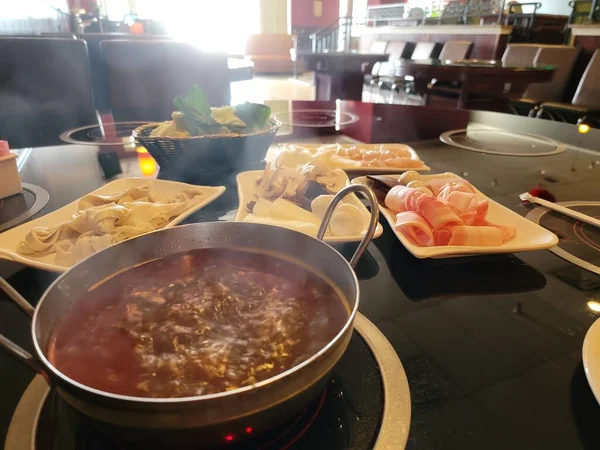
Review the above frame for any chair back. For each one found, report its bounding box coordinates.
[101,40,230,122]
[506,1,524,14]
[438,41,473,61]
[386,41,409,61]
[501,44,540,66]
[80,33,171,112]
[572,49,600,108]
[369,40,389,54]
[524,45,579,101]
[0,37,96,148]
[410,42,438,60]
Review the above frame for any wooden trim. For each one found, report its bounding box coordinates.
[361,25,513,36]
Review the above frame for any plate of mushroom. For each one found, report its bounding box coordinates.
[235,163,383,243]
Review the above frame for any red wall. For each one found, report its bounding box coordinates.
[291,0,340,28]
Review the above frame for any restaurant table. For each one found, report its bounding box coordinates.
[1,101,600,450]
[393,59,555,111]
[298,52,389,101]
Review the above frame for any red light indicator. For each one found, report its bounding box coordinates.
[245,427,253,434]
[225,435,234,442]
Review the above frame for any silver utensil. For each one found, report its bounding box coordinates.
[520,192,600,229]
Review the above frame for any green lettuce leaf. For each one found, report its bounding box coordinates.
[234,102,271,130]
[173,85,221,136]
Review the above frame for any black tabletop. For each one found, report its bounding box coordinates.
[1,106,600,450]
[298,52,389,73]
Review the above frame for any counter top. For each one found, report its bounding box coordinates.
[569,24,600,36]
[361,24,513,35]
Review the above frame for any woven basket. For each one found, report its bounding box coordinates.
[133,119,280,179]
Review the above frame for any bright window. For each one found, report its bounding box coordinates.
[134,0,260,54]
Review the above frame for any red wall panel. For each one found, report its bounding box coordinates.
[291,0,340,28]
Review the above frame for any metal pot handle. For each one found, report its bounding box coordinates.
[0,277,46,375]
[316,184,380,269]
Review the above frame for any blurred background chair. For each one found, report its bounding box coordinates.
[501,43,540,66]
[81,33,171,113]
[386,42,442,104]
[366,41,412,101]
[386,41,412,61]
[101,40,230,122]
[536,49,600,125]
[568,0,600,24]
[510,45,580,115]
[504,2,542,42]
[369,40,389,54]
[413,41,474,106]
[438,40,473,61]
[0,37,96,149]
[409,42,440,61]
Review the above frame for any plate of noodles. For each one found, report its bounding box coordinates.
[0,178,225,272]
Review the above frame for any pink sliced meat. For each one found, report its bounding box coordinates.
[439,191,488,225]
[386,176,518,248]
[442,191,478,213]
[447,226,506,246]
[428,178,476,197]
[385,185,432,213]
[394,212,435,247]
[483,220,517,241]
[383,158,426,168]
[434,228,453,246]
[419,198,463,229]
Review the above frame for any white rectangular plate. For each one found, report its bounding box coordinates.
[235,170,383,243]
[265,143,431,174]
[353,173,559,259]
[0,178,226,272]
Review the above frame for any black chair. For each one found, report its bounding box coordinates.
[505,2,542,42]
[0,37,96,149]
[365,41,413,95]
[79,33,173,112]
[101,40,231,122]
[536,49,600,126]
[568,0,600,24]
[387,42,442,103]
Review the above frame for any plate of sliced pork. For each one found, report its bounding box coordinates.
[266,143,430,174]
[353,172,558,259]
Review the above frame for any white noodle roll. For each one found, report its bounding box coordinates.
[78,186,153,209]
[17,224,69,254]
[118,201,190,229]
[68,203,127,235]
[17,183,208,265]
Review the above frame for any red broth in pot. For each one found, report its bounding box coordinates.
[48,248,349,398]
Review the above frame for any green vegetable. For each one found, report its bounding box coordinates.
[173,85,222,136]
[171,86,271,136]
[234,102,271,130]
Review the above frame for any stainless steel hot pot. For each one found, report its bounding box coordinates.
[0,184,379,447]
